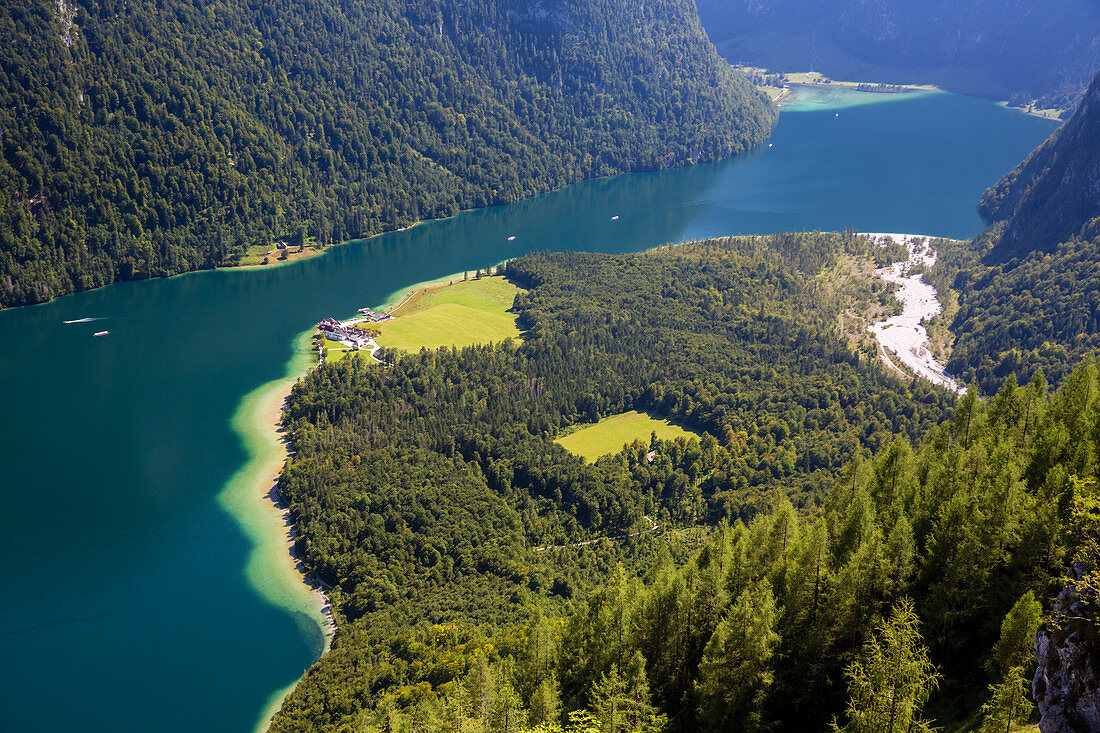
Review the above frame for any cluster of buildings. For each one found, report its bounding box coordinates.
[318,317,372,348]
[356,307,393,323]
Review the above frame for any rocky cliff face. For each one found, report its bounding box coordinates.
[979,72,1100,262]
[1033,561,1100,732]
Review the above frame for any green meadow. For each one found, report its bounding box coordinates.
[374,275,525,352]
[555,410,699,462]
[320,338,357,362]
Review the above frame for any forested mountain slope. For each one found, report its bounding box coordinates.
[0,0,774,308]
[944,73,1100,392]
[695,0,1100,101]
[980,73,1100,260]
[523,369,1098,733]
[270,233,961,730]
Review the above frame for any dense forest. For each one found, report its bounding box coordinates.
[0,0,774,308]
[694,0,1100,103]
[284,367,1098,732]
[265,233,1003,731]
[943,73,1100,393]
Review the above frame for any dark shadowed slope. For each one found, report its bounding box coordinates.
[980,73,1100,260]
[696,0,1100,101]
[946,73,1100,391]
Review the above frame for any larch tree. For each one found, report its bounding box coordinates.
[833,599,940,733]
[978,665,1034,733]
[694,579,780,731]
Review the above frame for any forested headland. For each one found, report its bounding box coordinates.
[942,72,1100,393]
[0,0,775,307]
[259,232,1097,732]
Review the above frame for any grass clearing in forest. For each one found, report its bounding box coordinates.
[374,275,525,352]
[555,410,699,462]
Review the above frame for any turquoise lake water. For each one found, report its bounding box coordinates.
[0,88,1056,731]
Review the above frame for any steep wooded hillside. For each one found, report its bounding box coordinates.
[943,74,1100,392]
[696,0,1100,101]
[980,73,1100,260]
[0,0,775,307]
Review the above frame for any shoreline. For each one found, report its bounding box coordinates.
[374,262,513,315]
[996,100,1067,122]
[2,128,784,313]
[739,67,941,108]
[237,221,427,273]
[229,269,486,730]
[217,328,336,733]
[748,67,1065,121]
[776,81,937,110]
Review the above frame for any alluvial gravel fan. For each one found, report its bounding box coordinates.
[0,0,775,307]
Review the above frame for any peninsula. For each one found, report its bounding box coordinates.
[737,66,939,104]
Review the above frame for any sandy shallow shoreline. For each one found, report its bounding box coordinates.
[217,329,336,733]
[232,273,480,731]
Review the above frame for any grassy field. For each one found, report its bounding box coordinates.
[238,240,321,267]
[556,410,699,462]
[373,275,525,352]
[320,338,357,363]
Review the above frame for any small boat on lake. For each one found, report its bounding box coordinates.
[94,331,109,337]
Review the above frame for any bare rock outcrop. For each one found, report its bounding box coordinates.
[1034,561,1100,732]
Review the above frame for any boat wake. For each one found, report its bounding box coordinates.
[63,317,105,324]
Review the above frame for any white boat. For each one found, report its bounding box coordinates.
[507,235,516,241]
[94,331,109,337]
[611,215,619,220]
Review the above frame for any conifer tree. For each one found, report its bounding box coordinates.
[833,599,939,733]
[695,579,780,731]
[529,677,563,727]
[987,591,1043,679]
[590,652,658,733]
[978,666,1034,733]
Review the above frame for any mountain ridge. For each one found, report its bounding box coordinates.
[980,72,1100,261]
[696,0,1100,101]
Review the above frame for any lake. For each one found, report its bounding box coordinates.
[0,88,1056,731]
